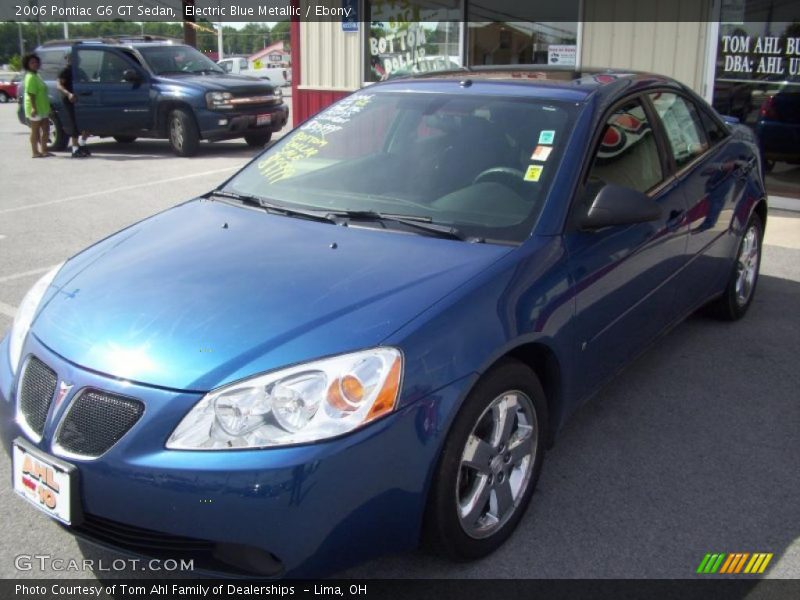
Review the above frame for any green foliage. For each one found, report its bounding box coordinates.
[8,53,21,71]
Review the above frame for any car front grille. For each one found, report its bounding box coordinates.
[55,390,144,457]
[18,356,58,437]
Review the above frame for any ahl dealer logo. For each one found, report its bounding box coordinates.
[696,552,773,574]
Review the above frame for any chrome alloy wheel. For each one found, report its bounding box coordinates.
[456,391,537,539]
[735,224,760,307]
[170,116,185,151]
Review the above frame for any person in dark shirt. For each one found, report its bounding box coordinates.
[56,53,91,158]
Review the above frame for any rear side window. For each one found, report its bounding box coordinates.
[587,100,664,194]
[649,92,709,168]
[699,109,729,146]
[38,50,65,80]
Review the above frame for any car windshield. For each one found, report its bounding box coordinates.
[138,45,224,75]
[224,91,577,243]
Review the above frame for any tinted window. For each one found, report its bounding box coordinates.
[99,51,132,83]
[587,100,663,194]
[650,92,709,168]
[75,49,103,83]
[699,109,729,146]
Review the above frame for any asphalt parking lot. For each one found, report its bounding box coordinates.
[0,103,798,580]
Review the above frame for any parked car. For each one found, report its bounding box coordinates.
[0,71,20,102]
[217,56,291,87]
[1,68,766,577]
[17,36,289,156]
[754,84,800,172]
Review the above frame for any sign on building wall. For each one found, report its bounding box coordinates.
[548,45,577,66]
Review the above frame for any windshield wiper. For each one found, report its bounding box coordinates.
[209,190,338,225]
[329,210,465,241]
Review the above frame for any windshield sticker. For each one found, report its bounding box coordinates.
[257,132,329,184]
[531,145,553,162]
[524,165,544,182]
[301,94,375,138]
[538,130,555,145]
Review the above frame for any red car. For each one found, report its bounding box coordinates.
[0,72,21,103]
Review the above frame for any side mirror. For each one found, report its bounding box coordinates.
[580,184,662,230]
[122,69,142,83]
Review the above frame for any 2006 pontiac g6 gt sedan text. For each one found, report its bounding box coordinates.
[1,68,766,577]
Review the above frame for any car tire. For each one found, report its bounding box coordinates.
[423,358,547,560]
[47,113,68,152]
[707,212,763,321]
[0,92,8,103]
[113,135,137,144]
[168,108,200,157]
[244,131,272,148]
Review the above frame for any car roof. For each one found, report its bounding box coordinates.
[373,66,684,104]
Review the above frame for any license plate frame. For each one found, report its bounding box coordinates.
[12,437,83,526]
[256,113,272,126]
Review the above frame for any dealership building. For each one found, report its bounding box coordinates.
[289,0,799,199]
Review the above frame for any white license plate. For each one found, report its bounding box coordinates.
[13,438,76,525]
[256,113,271,126]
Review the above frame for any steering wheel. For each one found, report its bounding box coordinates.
[473,167,526,187]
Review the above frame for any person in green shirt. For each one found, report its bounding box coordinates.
[22,53,51,158]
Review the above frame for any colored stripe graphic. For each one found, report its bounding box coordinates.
[698,553,774,575]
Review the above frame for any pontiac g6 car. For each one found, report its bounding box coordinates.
[1,69,766,577]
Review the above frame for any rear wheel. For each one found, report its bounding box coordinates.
[168,108,200,157]
[423,359,547,560]
[47,113,68,151]
[707,212,763,321]
[113,135,137,144]
[0,91,9,103]
[244,131,272,148]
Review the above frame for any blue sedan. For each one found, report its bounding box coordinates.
[1,68,766,577]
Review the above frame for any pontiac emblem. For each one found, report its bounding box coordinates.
[54,381,73,408]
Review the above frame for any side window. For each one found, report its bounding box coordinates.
[587,100,664,194]
[75,50,103,83]
[99,51,132,83]
[699,109,729,147]
[38,50,64,80]
[649,92,709,168]
[239,58,248,70]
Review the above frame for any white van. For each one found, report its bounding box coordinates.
[217,57,291,87]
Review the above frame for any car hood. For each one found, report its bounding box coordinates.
[33,199,510,391]
[154,73,275,94]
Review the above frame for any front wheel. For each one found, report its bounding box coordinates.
[244,131,272,148]
[423,359,547,560]
[168,108,200,157]
[706,212,763,320]
[0,92,8,103]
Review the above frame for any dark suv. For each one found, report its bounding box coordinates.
[19,36,289,156]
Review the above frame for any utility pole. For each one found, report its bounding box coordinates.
[217,23,224,60]
[182,0,197,47]
[18,22,24,58]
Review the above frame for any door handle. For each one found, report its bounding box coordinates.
[666,209,686,231]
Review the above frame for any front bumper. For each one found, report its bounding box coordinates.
[0,332,465,577]
[196,104,290,141]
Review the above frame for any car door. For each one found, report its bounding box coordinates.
[565,96,689,396]
[648,91,746,312]
[73,47,151,135]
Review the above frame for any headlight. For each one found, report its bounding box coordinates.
[206,91,233,110]
[8,263,64,375]
[166,348,402,450]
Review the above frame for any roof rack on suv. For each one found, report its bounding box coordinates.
[40,35,178,47]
